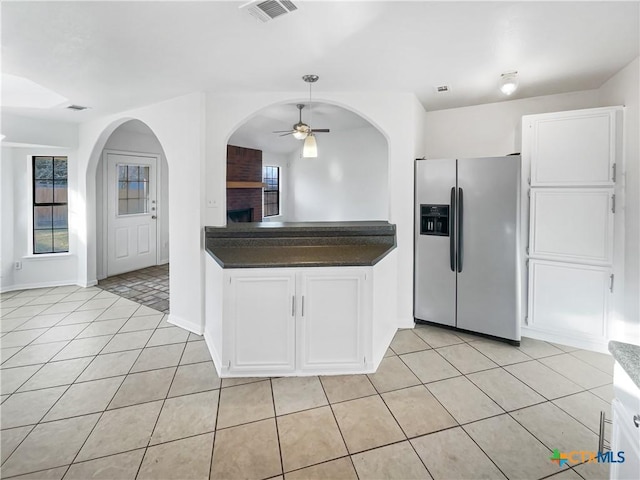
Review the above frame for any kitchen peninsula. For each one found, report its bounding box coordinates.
[204,222,398,377]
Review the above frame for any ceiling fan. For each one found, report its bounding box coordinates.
[273,103,330,140]
[272,74,328,158]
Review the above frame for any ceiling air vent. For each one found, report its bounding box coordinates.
[241,0,298,23]
[66,104,89,111]
[435,85,450,93]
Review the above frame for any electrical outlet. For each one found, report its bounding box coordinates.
[14,261,22,270]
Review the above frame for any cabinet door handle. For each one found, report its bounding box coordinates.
[302,295,305,317]
[634,414,640,428]
[292,296,295,317]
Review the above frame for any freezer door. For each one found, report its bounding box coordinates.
[456,157,521,341]
[414,159,456,326]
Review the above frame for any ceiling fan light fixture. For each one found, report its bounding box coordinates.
[292,130,308,140]
[499,71,519,96]
[303,133,317,158]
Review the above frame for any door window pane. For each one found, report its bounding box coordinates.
[128,166,139,181]
[117,164,150,215]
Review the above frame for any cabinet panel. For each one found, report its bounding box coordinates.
[529,188,614,265]
[298,272,364,369]
[228,273,295,373]
[610,399,640,480]
[531,110,615,186]
[528,260,610,338]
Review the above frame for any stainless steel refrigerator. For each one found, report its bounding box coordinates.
[414,156,522,343]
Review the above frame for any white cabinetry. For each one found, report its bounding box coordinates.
[222,267,370,376]
[298,270,367,371]
[226,272,296,374]
[530,109,616,187]
[522,107,622,352]
[610,363,640,480]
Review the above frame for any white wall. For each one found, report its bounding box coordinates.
[1,147,15,288]
[261,150,290,222]
[206,92,427,327]
[598,57,640,342]
[285,126,388,222]
[424,90,601,158]
[96,124,170,279]
[0,114,79,292]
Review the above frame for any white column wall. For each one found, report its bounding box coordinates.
[77,93,206,333]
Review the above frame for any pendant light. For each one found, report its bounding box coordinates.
[302,74,319,158]
[303,133,317,157]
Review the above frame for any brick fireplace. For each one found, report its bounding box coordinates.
[226,145,263,222]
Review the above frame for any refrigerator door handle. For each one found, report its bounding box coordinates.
[450,187,456,271]
[457,187,464,272]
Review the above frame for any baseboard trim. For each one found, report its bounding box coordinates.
[167,314,203,336]
[397,316,416,329]
[521,327,609,354]
[204,327,223,377]
[1,280,80,294]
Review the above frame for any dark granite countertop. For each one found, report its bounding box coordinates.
[205,221,396,268]
[609,340,640,390]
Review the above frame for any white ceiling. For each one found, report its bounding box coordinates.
[1,1,638,126]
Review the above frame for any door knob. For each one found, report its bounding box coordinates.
[151,215,157,220]
[634,414,640,428]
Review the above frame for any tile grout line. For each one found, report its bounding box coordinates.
[133,338,189,479]
[268,377,287,478]
[316,377,360,479]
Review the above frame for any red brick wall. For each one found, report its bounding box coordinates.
[226,145,263,221]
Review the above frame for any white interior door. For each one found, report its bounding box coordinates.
[107,153,158,276]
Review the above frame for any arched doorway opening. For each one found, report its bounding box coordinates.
[94,119,170,313]
[225,101,390,224]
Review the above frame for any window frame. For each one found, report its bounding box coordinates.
[32,156,69,255]
[262,165,280,218]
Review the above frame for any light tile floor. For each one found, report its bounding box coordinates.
[1,285,615,480]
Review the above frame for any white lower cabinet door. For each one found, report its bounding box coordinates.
[226,272,296,374]
[610,399,640,480]
[298,270,365,372]
[528,260,611,339]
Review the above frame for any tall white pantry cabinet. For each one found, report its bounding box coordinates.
[521,107,623,352]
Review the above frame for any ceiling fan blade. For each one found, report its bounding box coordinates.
[273,130,293,133]
[312,129,330,133]
[279,132,294,137]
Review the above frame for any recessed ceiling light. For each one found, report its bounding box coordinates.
[499,71,519,95]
